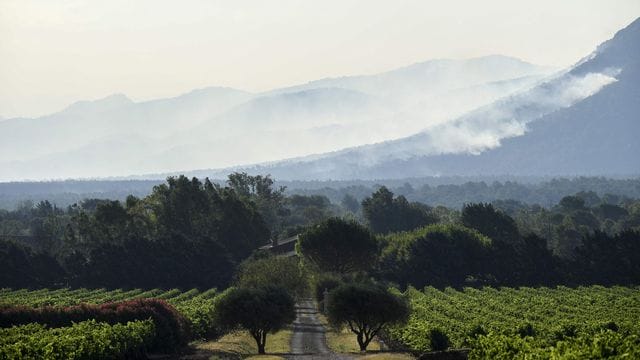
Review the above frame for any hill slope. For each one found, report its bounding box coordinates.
[217,17,639,180]
[0,56,551,181]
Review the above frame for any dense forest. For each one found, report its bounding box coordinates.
[1,176,639,210]
[1,173,639,290]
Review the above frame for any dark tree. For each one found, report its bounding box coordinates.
[574,229,640,285]
[298,217,378,273]
[379,224,492,288]
[0,240,65,288]
[214,286,296,354]
[461,203,521,245]
[362,186,437,234]
[327,283,409,351]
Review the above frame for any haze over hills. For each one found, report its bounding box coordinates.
[2,18,639,182]
[0,56,552,181]
[205,17,640,180]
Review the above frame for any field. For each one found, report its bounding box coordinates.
[0,287,219,359]
[3,286,640,359]
[387,286,640,358]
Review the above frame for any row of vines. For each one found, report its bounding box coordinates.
[386,285,640,358]
[0,287,219,359]
[0,319,154,360]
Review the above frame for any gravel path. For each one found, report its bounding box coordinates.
[287,299,352,360]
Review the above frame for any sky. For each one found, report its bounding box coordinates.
[1,0,639,118]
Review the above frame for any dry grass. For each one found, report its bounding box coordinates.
[325,326,382,353]
[317,313,414,360]
[193,329,292,360]
[356,353,415,360]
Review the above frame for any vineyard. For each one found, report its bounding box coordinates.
[3,286,640,359]
[0,319,154,360]
[0,287,219,359]
[386,286,640,358]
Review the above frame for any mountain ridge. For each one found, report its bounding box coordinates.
[177,17,640,180]
[0,54,554,181]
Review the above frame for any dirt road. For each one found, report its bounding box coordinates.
[287,299,352,360]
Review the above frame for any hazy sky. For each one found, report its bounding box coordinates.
[1,0,639,118]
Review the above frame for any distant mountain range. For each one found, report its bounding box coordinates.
[0,54,553,181]
[198,17,640,180]
[3,18,639,182]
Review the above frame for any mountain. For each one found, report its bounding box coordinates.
[0,56,552,181]
[206,17,640,180]
[0,87,252,164]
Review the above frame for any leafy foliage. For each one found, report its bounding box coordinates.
[214,286,296,354]
[379,224,492,288]
[327,283,409,351]
[428,328,450,351]
[0,298,189,353]
[362,186,437,234]
[0,319,154,360]
[386,286,640,356]
[235,255,310,298]
[299,217,378,273]
[0,287,219,340]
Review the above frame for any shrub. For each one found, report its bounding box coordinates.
[429,328,450,351]
[468,324,488,339]
[517,323,536,338]
[602,321,619,332]
[553,324,578,340]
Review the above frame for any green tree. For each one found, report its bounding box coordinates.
[235,255,309,298]
[227,172,287,234]
[461,203,521,245]
[379,224,492,288]
[327,283,409,351]
[362,186,437,234]
[214,286,295,354]
[298,218,377,273]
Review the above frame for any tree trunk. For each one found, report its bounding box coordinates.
[357,332,367,351]
[260,331,268,354]
[251,330,266,355]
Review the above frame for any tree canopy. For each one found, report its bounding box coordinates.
[379,224,492,288]
[362,186,437,234]
[235,255,309,298]
[298,217,378,273]
[214,286,296,354]
[327,283,409,351]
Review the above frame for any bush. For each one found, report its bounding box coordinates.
[553,324,578,340]
[602,321,619,332]
[429,328,450,351]
[517,323,536,338]
[0,298,189,353]
[468,324,488,339]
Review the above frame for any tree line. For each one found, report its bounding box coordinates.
[1,174,639,290]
